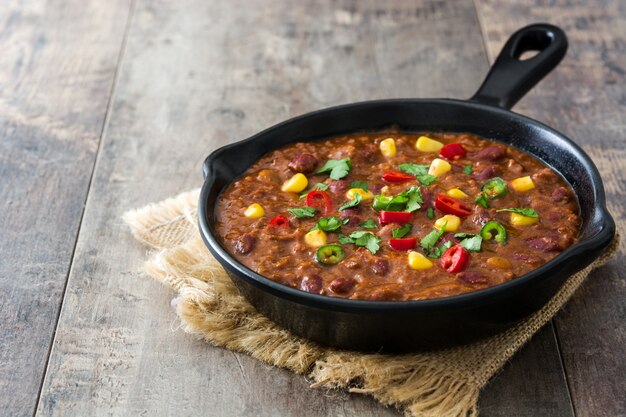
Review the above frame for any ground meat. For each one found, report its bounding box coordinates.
[551,187,570,203]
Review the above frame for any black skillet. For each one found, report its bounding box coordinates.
[198,24,616,351]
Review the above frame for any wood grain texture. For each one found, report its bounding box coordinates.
[474,1,626,416]
[0,1,131,416]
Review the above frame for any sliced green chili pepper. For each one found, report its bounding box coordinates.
[482,177,508,199]
[315,244,346,265]
[480,221,508,244]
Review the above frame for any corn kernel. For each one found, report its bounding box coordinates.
[408,251,434,270]
[304,229,327,247]
[434,214,461,231]
[415,136,444,152]
[510,212,539,226]
[346,188,374,201]
[244,203,265,218]
[446,188,469,199]
[510,176,535,192]
[281,173,308,193]
[486,257,512,269]
[428,158,451,177]
[379,138,397,157]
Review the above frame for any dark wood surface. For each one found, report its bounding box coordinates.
[0,1,623,416]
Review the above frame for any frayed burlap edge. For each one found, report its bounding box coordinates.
[124,189,619,417]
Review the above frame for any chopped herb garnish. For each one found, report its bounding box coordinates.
[419,223,447,253]
[475,193,489,209]
[398,163,429,176]
[351,181,368,191]
[392,224,412,238]
[360,218,378,229]
[340,231,381,254]
[287,206,317,218]
[401,186,423,213]
[339,193,362,211]
[350,231,381,254]
[496,207,538,217]
[315,158,352,180]
[299,182,329,199]
[311,216,347,232]
[429,240,453,258]
[463,165,473,175]
[372,194,408,211]
[427,207,435,219]
[455,233,483,252]
[338,233,354,245]
[397,163,438,186]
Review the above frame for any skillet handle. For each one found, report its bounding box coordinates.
[470,23,567,109]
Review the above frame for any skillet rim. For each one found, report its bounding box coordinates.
[198,98,616,313]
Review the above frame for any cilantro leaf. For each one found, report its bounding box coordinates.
[427,207,435,219]
[372,194,408,211]
[455,233,483,252]
[475,193,489,209]
[288,206,317,218]
[338,234,354,245]
[397,163,429,176]
[350,181,368,191]
[416,174,438,186]
[339,193,362,211]
[401,186,423,212]
[311,216,345,232]
[419,224,447,252]
[463,165,473,175]
[360,219,378,229]
[496,207,538,217]
[348,231,381,254]
[392,224,412,238]
[299,182,329,199]
[315,158,352,180]
[429,240,453,259]
[397,163,438,186]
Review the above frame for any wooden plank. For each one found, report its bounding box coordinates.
[37,0,573,415]
[474,1,626,416]
[0,1,131,416]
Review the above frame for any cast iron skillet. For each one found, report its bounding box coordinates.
[198,24,615,351]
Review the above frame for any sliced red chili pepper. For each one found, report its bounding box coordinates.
[389,237,417,251]
[305,190,333,215]
[268,215,290,228]
[382,170,414,183]
[435,194,472,217]
[439,143,467,160]
[438,244,470,273]
[379,210,412,224]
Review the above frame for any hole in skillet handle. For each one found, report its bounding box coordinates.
[471,23,568,109]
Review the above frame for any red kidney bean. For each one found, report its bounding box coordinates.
[300,274,323,294]
[420,187,434,209]
[458,271,487,284]
[532,167,558,184]
[439,233,460,247]
[471,206,491,226]
[371,259,389,276]
[329,277,357,294]
[526,236,562,251]
[362,143,378,161]
[328,180,349,194]
[472,165,502,180]
[551,187,570,203]
[369,182,383,194]
[511,253,543,265]
[288,153,318,173]
[474,146,506,161]
[234,234,257,255]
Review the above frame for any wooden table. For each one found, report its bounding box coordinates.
[1,1,624,416]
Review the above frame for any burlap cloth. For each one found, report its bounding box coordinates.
[124,189,619,417]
